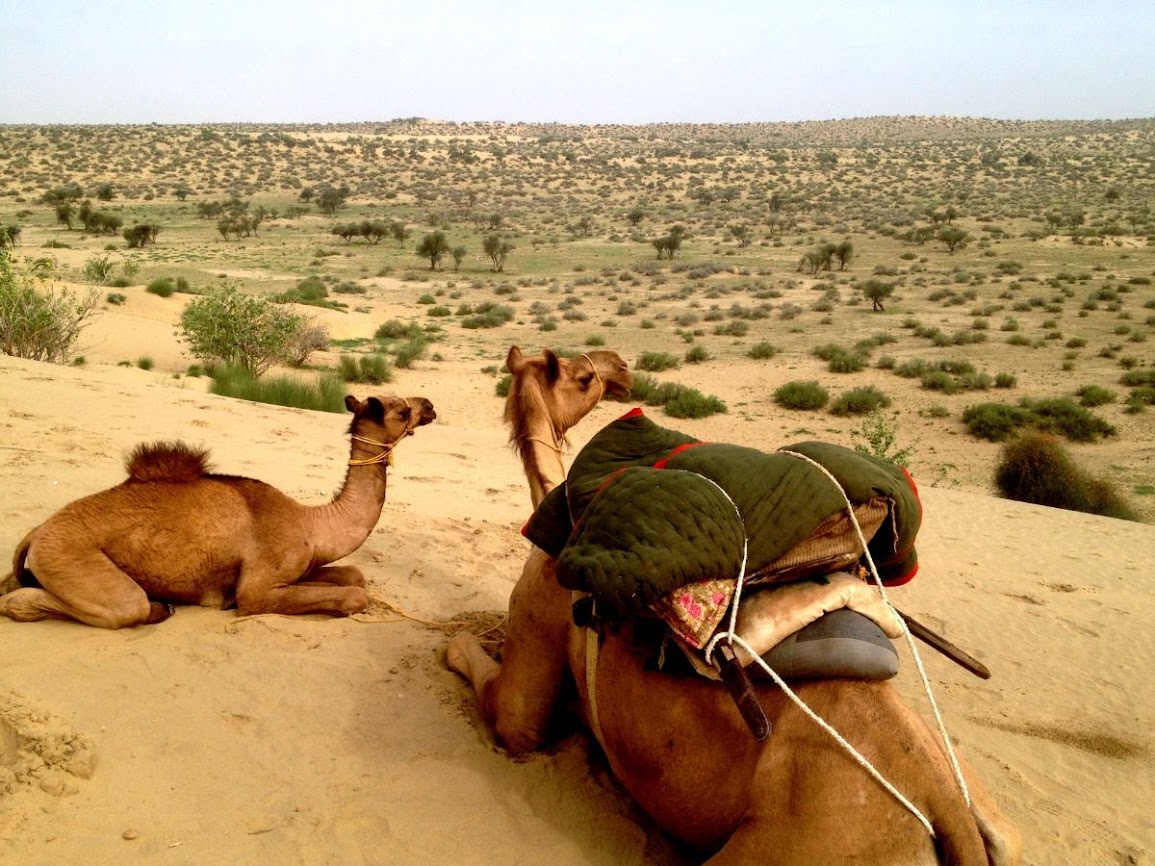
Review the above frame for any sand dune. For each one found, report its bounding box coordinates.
[1,350,1153,865]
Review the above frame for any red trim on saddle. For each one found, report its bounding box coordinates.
[652,441,707,469]
[619,407,645,420]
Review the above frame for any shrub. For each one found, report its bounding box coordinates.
[962,403,1033,441]
[684,345,710,364]
[179,285,302,377]
[636,351,680,372]
[630,374,727,419]
[460,303,514,329]
[1022,397,1116,442]
[136,356,154,370]
[392,337,427,369]
[995,432,1138,520]
[375,319,423,341]
[209,365,347,413]
[830,386,892,416]
[1076,385,1116,407]
[146,277,175,297]
[338,353,392,385]
[852,412,915,466]
[747,341,779,360]
[0,254,100,364]
[773,380,829,411]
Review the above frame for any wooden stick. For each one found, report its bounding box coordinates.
[895,608,991,680]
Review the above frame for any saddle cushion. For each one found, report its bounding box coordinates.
[758,609,899,681]
[529,410,922,626]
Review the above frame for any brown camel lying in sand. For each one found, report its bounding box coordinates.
[1,394,435,629]
[503,345,632,508]
[449,354,1019,864]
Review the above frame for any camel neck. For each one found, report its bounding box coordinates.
[523,435,566,509]
[307,434,392,564]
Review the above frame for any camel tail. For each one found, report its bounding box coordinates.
[126,441,213,483]
[7,528,38,590]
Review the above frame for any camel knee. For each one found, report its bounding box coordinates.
[0,588,54,622]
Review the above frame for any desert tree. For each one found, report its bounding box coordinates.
[54,201,75,230]
[416,231,451,270]
[94,183,115,202]
[936,226,970,252]
[123,224,160,249]
[483,234,514,272]
[833,239,854,270]
[652,224,688,259]
[859,278,896,311]
[627,206,645,226]
[316,185,349,216]
[729,223,752,247]
[451,245,467,271]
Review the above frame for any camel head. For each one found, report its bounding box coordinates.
[504,346,632,445]
[344,394,436,462]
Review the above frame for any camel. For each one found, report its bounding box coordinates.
[503,345,632,508]
[1,394,435,629]
[448,374,1020,863]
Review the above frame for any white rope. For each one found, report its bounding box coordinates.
[776,449,972,810]
[731,632,937,838]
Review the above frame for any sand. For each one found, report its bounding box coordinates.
[1,299,1153,865]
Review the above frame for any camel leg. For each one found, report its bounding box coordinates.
[235,567,369,617]
[962,758,1022,866]
[447,546,572,755]
[305,565,366,587]
[0,548,167,629]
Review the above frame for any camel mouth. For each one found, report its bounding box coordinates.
[604,375,634,400]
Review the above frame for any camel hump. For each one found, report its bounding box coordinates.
[125,441,213,483]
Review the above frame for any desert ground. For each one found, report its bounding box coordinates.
[1,118,1153,864]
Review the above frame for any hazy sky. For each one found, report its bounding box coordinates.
[1,0,1152,125]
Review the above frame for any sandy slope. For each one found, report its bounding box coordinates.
[1,349,1153,865]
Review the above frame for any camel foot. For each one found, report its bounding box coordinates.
[446,632,480,677]
[145,602,175,625]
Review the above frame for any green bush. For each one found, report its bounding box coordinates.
[747,341,779,360]
[1076,384,1116,407]
[179,285,302,377]
[460,302,515,329]
[392,337,427,369]
[773,380,829,411]
[146,277,175,297]
[962,403,1033,441]
[684,345,710,364]
[338,353,392,385]
[830,386,892,416]
[852,413,915,466]
[636,351,680,372]
[995,432,1138,520]
[0,254,100,364]
[664,388,727,419]
[630,374,727,418]
[375,319,423,341]
[209,365,347,412]
[1022,397,1116,442]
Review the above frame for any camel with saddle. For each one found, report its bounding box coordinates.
[448,347,1019,864]
[2,394,435,628]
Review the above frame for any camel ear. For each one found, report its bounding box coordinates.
[543,349,561,383]
[505,345,524,373]
[344,395,361,414]
[362,397,386,423]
